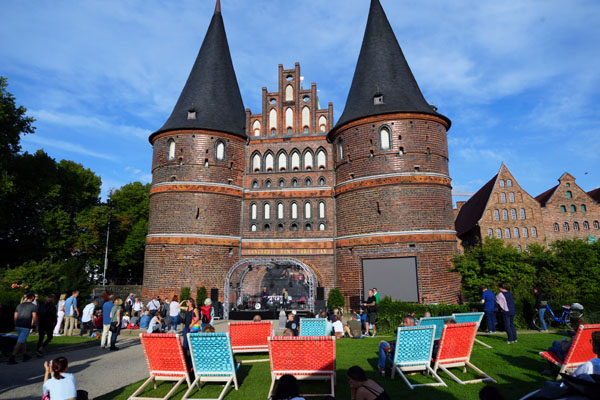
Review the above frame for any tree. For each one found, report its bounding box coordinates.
[327,288,345,311]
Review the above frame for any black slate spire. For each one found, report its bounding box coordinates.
[333,0,450,132]
[150,1,246,141]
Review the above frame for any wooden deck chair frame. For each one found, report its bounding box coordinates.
[452,312,493,349]
[390,325,446,389]
[433,322,496,385]
[418,316,452,341]
[268,336,336,398]
[229,321,272,363]
[299,318,329,337]
[129,333,191,400]
[182,332,239,400]
[539,323,600,380]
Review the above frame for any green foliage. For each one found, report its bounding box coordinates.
[180,287,191,301]
[327,287,345,311]
[196,286,208,305]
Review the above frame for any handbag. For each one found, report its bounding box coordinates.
[109,321,118,333]
[42,393,50,400]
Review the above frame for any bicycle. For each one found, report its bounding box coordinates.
[532,303,584,331]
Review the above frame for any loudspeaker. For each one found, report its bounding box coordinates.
[210,288,219,301]
[212,301,223,319]
[316,286,325,301]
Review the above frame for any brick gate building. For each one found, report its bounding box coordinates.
[143,0,461,309]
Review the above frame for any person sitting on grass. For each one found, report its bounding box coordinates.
[542,317,586,375]
[148,313,162,333]
[347,365,391,400]
[43,356,77,400]
[574,330,600,376]
[377,315,416,376]
[344,313,363,338]
[272,374,305,400]
[139,310,151,330]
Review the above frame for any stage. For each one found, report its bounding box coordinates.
[228,310,279,320]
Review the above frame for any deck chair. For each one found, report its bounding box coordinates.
[268,336,336,398]
[433,322,496,384]
[452,312,492,349]
[419,316,452,340]
[539,323,600,380]
[391,325,446,389]
[299,318,329,336]
[129,333,191,400]
[182,332,239,400]
[229,321,272,363]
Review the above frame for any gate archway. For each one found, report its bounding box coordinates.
[223,258,318,319]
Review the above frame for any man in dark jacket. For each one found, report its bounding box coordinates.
[36,295,57,356]
[534,287,548,332]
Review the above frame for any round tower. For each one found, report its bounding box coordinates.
[143,1,246,300]
[329,0,460,304]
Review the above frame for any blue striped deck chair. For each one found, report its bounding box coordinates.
[391,325,446,389]
[299,318,329,336]
[452,312,492,349]
[182,332,239,400]
[418,316,451,341]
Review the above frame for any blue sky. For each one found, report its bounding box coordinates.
[1,0,599,202]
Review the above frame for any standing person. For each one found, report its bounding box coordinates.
[180,298,199,351]
[281,288,289,310]
[100,295,114,349]
[373,288,380,304]
[200,298,213,331]
[496,283,517,344]
[285,312,299,336]
[9,292,37,364]
[36,295,57,357]
[347,365,391,400]
[533,287,548,332]
[147,297,160,316]
[169,295,180,332]
[124,293,135,316]
[260,287,269,310]
[42,357,78,400]
[53,294,67,336]
[132,297,143,317]
[362,289,377,337]
[109,298,123,351]
[80,300,97,336]
[481,284,497,333]
[63,291,79,336]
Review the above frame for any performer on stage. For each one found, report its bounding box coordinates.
[260,287,269,310]
[281,288,289,310]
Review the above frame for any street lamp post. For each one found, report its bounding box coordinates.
[102,213,111,286]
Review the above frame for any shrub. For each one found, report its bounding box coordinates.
[180,287,191,301]
[327,287,345,311]
[196,286,207,305]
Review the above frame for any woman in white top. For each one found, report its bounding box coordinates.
[169,295,181,332]
[43,356,77,400]
[53,294,67,336]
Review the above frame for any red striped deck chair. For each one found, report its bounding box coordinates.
[268,336,336,398]
[539,323,600,380]
[432,322,496,384]
[229,321,272,363]
[129,333,191,400]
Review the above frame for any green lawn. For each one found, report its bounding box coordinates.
[27,334,96,353]
[98,332,561,400]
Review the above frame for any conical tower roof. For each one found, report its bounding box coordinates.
[332,0,450,134]
[150,1,246,142]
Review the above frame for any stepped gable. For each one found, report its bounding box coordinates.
[150,0,246,142]
[332,0,450,134]
[455,174,498,236]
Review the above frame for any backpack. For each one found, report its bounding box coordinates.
[200,306,211,324]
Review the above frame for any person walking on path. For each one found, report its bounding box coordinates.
[496,283,518,344]
[80,300,97,336]
[36,295,57,357]
[100,295,114,349]
[534,287,548,332]
[53,293,67,336]
[109,298,123,351]
[9,292,37,364]
[63,291,79,336]
[481,284,497,333]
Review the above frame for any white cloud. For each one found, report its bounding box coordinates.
[23,135,117,162]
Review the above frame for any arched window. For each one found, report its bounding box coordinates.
[304,177,312,186]
[337,138,344,160]
[506,179,513,187]
[167,139,176,160]
[318,116,327,132]
[291,151,300,171]
[501,193,506,203]
[496,228,502,238]
[304,202,311,219]
[290,223,298,232]
[520,208,526,219]
[251,179,259,188]
[563,222,570,231]
[581,204,587,212]
[560,205,567,212]
[285,85,293,101]
[509,192,515,202]
[265,153,274,172]
[263,203,271,219]
[570,205,576,212]
[566,191,573,198]
[250,203,257,220]
[513,227,520,238]
[304,223,312,231]
[285,108,293,132]
[488,228,493,238]
[319,223,326,231]
[253,120,261,136]
[271,128,276,135]
[304,151,313,170]
[215,141,225,161]
[319,201,325,219]
[318,177,326,186]
[291,202,298,219]
[499,180,505,188]
[505,228,511,239]
[278,178,285,187]
[277,223,284,232]
[269,109,277,131]
[583,221,590,230]
[277,203,284,219]
[595,221,600,229]
[317,149,326,169]
[502,209,508,220]
[574,221,580,231]
[517,245,522,252]
[494,210,500,221]
[291,178,298,187]
[522,227,529,238]
[278,152,287,171]
[302,107,310,129]
[511,209,517,220]
[263,223,271,232]
[553,223,559,232]
[265,179,272,188]
[532,226,538,237]
[379,126,391,150]
[250,224,257,232]
[252,153,261,172]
